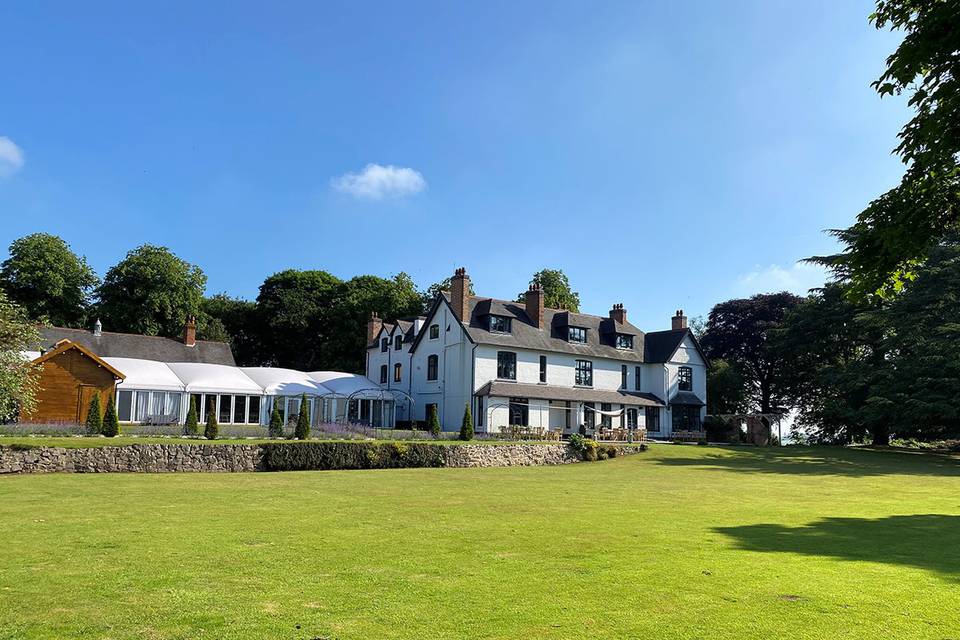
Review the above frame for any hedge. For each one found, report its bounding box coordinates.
[260,441,448,472]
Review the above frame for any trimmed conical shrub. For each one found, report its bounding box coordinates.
[85,393,103,434]
[205,405,218,440]
[459,403,474,441]
[184,396,199,436]
[268,404,283,438]
[102,395,120,437]
[294,393,310,440]
[427,404,441,437]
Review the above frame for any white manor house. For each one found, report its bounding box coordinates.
[367,268,707,438]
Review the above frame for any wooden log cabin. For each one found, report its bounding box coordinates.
[23,340,126,424]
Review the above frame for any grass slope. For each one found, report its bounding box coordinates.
[0,445,958,639]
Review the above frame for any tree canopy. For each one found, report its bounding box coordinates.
[700,292,802,413]
[0,233,98,327]
[516,269,580,312]
[0,291,41,422]
[815,0,960,298]
[97,245,206,338]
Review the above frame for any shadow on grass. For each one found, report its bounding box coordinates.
[654,446,960,477]
[715,514,960,579]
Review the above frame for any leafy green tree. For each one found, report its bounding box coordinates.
[268,404,284,438]
[256,269,343,370]
[422,276,475,310]
[875,238,960,439]
[97,245,206,338]
[0,291,41,422]
[184,396,199,436]
[459,403,474,441]
[700,292,803,413]
[202,294,263,365]
[705,359,748,416]
[102,395,120,437]
[325,273,423,372]
[85,393,103,434]
[771,284,890,444]
[0,233,99,326]
[814,1,960,298]
[427,404,441,437]
[516,269,580,312]
[204,405,219,440]
[294,393,310,440]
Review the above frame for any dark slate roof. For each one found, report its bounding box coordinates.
[465,297,646,362]
[669,390,705,406]
[477,381,664,407]
[39,327,236,366]
[644,329,692,363]
[367,316,426,348]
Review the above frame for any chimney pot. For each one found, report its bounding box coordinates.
[183,316,197,347]
[672,309,688,331]
[609,303,627,325]
[525,284,545,329]
[450,267,471,322]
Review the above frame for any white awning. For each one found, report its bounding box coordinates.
[240,367,331,397]
[165,362,262,394]
[308,371,392,399]
[106,357,185,392]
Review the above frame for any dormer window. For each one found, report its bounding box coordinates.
[380,338,389,352]
[394,335,403,350]
[568,326,587,343]
[489,315,512,334]
[616,334,633,349]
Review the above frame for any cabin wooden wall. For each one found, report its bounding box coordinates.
[23,349,117,424]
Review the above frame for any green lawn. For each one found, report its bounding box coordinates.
[1,445,958,639]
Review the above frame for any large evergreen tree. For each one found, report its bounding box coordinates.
[0,233,99,327]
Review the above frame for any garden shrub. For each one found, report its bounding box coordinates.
[205,407,218,440]
[268,405,283,438]
[606,445,619,458]
[582,439,599,461]
[294,393,310,440]
[459,403,474,441]
[597,447,608,461]
[184,396,199,436]
[427,404,441,437]
[85,393,103,434]
[102,395,120,437]
[261,441,448,472]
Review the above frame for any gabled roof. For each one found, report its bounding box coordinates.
[39,327,235,366]
[465,296,645,362]
[643,329,708,364]
[32,340,126,380]
[367,315,427,349]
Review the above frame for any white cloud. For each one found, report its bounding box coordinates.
[0,137,24,177]
[331,163,426,200]
[734,262,828,297]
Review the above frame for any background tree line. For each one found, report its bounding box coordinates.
[0,233,579,373]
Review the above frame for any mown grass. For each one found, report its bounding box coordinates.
[0,444,958,639]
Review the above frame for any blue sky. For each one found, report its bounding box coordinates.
[0,1,908,330]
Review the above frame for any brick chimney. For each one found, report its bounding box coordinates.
[672,309,687,331]
[366,311,383,344]
[609,303,627,325]
[183,316,197,346]
[450,267,470,322]
[525,284,545,329]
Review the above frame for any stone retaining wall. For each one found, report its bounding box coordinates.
[0,442,643,474]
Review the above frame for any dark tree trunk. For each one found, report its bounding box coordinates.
[871,424,890,446]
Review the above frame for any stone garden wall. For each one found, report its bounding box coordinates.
[0,442,644,475]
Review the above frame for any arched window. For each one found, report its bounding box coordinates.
[427,354,438,381]
[394,335,403,350]
[380,338,388,352]
[379,364,387,384]
[394,362,402,382]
